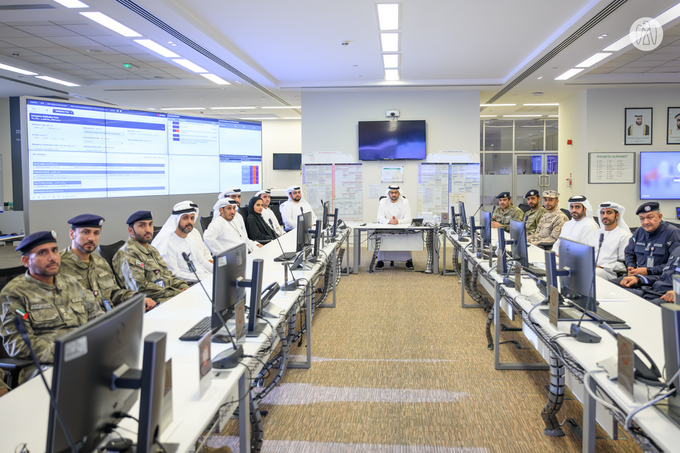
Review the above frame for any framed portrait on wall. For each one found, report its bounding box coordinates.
[624,107,653,145]
[668,107,680,144]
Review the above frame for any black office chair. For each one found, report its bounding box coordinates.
[630,226,638,234]
[98,240,125,269]
[0,344,32,390]
[152,226,162,240]
[593,216,600,226]
[200,216,212,231]
[518,203,531,213]
[269,202,284,228]
[0,265,26,293]
[560,208,572,220]
[239,206,249,222]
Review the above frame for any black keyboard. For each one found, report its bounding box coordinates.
[179,316,214,341]
[274,251,297,262]
[576,305,625,324]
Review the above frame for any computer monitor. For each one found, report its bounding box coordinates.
[303,210,312,243]
[322,201,330,229]
[458,201,468,228]
[47,294,163,453]
[558,238,597,311]
[245,259,266,337]
[212,243,247,332]
[450,204,458,233]
[509,219,529,268]
[310,219,322,261]
[481,210,492,247]
[295,214,306,252]
[497,227,508,274]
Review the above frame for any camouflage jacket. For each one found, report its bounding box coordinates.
[492,205,525,232]
[525,206,548,235]
[60,247,138,312]
[0,272,102,382]
[113,238,189,303]
[0,369,9,391]
[527,209,568,247]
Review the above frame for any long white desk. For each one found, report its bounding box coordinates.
[448,226,679,452]
[0,226,349,453]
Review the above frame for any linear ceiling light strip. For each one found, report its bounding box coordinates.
[484,0,628,106]
[115,0,300,114]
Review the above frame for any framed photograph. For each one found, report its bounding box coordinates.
[668,107,680,144]
[625,107,653,145]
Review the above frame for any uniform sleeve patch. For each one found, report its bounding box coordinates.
[135,260,144,268]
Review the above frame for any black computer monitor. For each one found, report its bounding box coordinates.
[481,210,492,246]
[450,204,458,233]
[212,243,247,331]
[322,201,330,229]
[509,219,529,268]
[331,208,339,238]
[303,211,312,242]
[458,201,468,227]
[497,227,508,274]
[246,259,265,337]
[295,214,306,252]
[310,219,322,261]
[558,238,597,311]
[47,294,167,453]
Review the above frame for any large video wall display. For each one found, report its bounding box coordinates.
[26,98,262,200]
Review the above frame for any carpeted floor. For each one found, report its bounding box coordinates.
[215,248,642,453]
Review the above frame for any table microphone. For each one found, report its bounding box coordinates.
[470,202,484,218]
[269,218,298,291]
[570,232,604,343]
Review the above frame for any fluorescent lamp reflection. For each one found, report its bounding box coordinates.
[480,115,497,118]
[554,68,584,80]
[480,104,516,107]
[200,73,230,85]
[35,76,79,87]
[384,69,400,81]
[80,12,141,37]
[576,53,611,68]
[380,33,399,52]
[0,63,38,75]
[133,39,179,58]
[382,54,399,68]
[160,107,205,111]
[173,59,207,73]
[53,0,89,7]
[261,106,302,109]
[503,115,542,117]
[377,4,400,30]
[210,106,257,110]
[523,103,559,106]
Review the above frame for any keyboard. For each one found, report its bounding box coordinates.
[274,251,297,262]
[179,316,214,341]
[539,302,625,324]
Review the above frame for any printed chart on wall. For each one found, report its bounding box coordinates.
[588,153,635,184]
[450,163,481,207]
[334,163,363,221]
[302,164,333,217]
[418,163,449,214]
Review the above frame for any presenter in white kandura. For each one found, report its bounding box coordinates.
[279,185,317,231]
[376,185,414,270]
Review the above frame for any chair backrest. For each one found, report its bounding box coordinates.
[98,240,125,269]
[379,196,386,201]
[152,226,161,240]
[200,216,212,231]
[269,202,284,226]
[239,206,249,222]
[560,208,572,220]
[518,203,531,213]
[593,216,600,226]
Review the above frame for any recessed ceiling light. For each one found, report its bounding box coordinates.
[210,106,257,110]
[80,12,141,37]
[160,107,205,111]
[53,0,89,7]
[576,52,611,68]
[380,33,399,52]
[523,103,559,106]
[86,48,101,53]
[172,59,207,73]
[382,54,399,68]
[384,69,399,81]
[261,106,302,109]
[35,75,79,87]
[0,63,38,75]
[480,104,516,107]
[503,115,543,117]
[200,73,230,85]
[376,3,400,31]
[537,76,543,80]
[480,115,497,118]
[134,39,179,58]
[554,68,584,80]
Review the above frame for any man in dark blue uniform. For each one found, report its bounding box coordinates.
[624,202,680,277]
[620,245,680,305]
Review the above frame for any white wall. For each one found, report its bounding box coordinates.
[0,97,11,203]
[559,87,680,225]
[301,90,480,221]
[262,119,302,191]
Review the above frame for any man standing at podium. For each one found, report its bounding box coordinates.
[376,185,414,270]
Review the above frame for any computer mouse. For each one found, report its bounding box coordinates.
[212,334,233,344]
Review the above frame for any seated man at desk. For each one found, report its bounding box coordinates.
[586,202,632,280]
[0,231,102,384]
[257,189,285,236]
[376,185,414,270]
[624,202,680,277]
[113,211,189,303]
[204,198,262,255]
[620,245,680,305]
[523,189,547,235]
[152,201,213,283]
[280,185,317,231]
[527,190,568,249]
[60,214,156,312]
[490,191,524,232]
[553,195,599,252]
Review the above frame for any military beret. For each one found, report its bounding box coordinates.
[525,189,540,198]
[568,195,587,203]
[68,214,104,229]
[542,190,560,198]
[497,191,511,200]
[16,230,57,254]
[127,210,153,225]
[636,202,660,215]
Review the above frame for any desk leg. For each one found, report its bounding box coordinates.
[319,248,336,308]
[442,234,456,276]
[288,284,312,369]
[341,232,350,276]
[461,255,483,309]
[541,351,566,436]
[582,372,597,452]
[352,229,360,274]
[432,229,439,275]
[238,372,251,453]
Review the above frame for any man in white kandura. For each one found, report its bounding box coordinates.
[552,195,599,253]
[280,185,317,231]
[204,198,262,255]
[151,201,213,283]
[219,187,247,234]
[585,202,632,281]
[376,185,414,270]
[257,189,284,236]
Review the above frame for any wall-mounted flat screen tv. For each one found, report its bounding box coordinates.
[358,120,426,161]
[273,153,302,170]
[640,151,680,199]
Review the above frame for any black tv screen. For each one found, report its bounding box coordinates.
[358,120,426,161]
[273,153,302,170]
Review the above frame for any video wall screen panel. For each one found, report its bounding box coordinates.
[26,98,262,200]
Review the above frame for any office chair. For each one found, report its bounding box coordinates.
[560,208,572,220]
[518,203,531,213]
[269,202,284,227]
[0,265,27,293]
[152,226,162,240]
[200,216,212,231]
[98,241,125,269]
[593,216,600,226]
[0,346,32,390]
[239,206,249,222]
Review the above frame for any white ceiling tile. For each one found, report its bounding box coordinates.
[55,54,104,64]
[15,26,80,37]
[75,62,117,70]
[71,46,120,56]
[45,36,104,47]
[87,36,131,47]
[0,28,32,39]
[0,49,41,57]
[20,55,63,64]
[94,54,142,63]
[622,61,658,68]
[49,20,90,26]
[41,63,80,71]
[0,40,17,48]
[611,67,650,73]
[2,37,60,47]
[59,24,111,36]
[95,68,136,76]
[107,45,147,54]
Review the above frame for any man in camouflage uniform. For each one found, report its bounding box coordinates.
[490,191,524,232]
[527,190,568,248]
[523,189,547,235]
[0,369,10,396]
[60,214,157,312]
[113,211,189,303]
[0,231,102,384]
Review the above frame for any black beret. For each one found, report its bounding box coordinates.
[525,189,540,198]
[68,214,104,229]
[16,231,58,254]
[636,202,660,215]
[127,210,153,225]
[497,191,511,200]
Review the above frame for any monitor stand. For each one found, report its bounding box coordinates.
[246,319,268,338]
